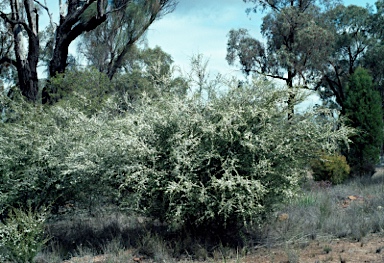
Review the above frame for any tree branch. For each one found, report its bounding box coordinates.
[106,11,158,79]
[0,11,16,25]
[250,69,288,82]
[0,56,17,67]
[33,0,48,12]
[34,0,55,28]
[105,2,130,15]
[0,10,34,36]
[67,14,107,44]
[63,0,97,27]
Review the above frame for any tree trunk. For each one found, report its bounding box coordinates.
[49,0,107,78]
[48,26,71,77]
[43,0,107,103]
[287,71,295,120]
[15,56,39,101]
[12,0,39,101]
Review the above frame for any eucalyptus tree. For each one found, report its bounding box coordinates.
[316,2,384,171]
[362,0,384,105]
[0,0,177,102]
[77,0,176,80]
[111,46,188,101]
[363,45,384,105]
[0,0,40,101]
[227,0,335,117]
[0,16,15,90]
[318,4,375,111]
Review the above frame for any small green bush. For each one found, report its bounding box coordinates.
[311,153,351,184]
[0,207,49,263]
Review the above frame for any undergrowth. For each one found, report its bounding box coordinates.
[36,175,384,262]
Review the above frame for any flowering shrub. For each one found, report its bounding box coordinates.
[118,80,352,229]
[0,77,352,233]
[0,207,49,263]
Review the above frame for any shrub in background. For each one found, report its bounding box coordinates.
[48,68,114,115]
[311,153,351,184]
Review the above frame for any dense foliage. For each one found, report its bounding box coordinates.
[48,68,114,111]
[343,68,383,175]
[311,153,350,184]
[0,0,177,101]
[1,1,382,260]
[0,76,352,232]
[120,83,352,230]
[0,207,49,263]
[228,0,384,174]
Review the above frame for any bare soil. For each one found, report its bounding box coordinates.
[239,233,384,263]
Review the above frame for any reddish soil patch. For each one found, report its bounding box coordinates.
[239,233,384,263]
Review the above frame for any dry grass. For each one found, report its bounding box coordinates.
[35,175,384,263]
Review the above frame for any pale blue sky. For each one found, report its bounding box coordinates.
[42,0,376,78]
[147,0,377,79]
[41,0,376,83]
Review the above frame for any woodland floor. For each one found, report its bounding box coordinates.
[62,232,384,263]
[57,168,384,263]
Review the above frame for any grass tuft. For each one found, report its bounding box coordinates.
[36,175,384,262]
